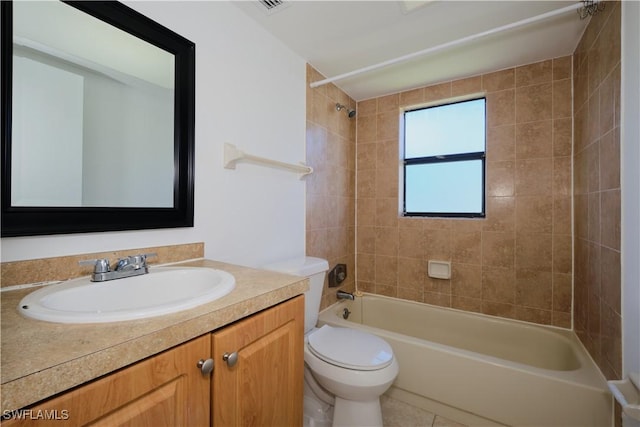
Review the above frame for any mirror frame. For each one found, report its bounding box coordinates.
[1,1,195,237]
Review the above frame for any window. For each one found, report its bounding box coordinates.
[403,98,486,217]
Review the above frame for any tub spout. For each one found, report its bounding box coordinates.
[336,290,355,301]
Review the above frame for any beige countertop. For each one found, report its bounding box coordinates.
[0,259,308,412]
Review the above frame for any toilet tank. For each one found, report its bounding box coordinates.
[263,257,329,333]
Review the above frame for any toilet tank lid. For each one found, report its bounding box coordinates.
[263,257,329,276]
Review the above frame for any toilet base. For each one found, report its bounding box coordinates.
[332,397,383,427]
[304,395,333,427]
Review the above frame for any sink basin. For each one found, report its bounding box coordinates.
[18,267,235,323]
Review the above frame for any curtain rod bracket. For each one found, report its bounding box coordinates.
[578,1,605,19]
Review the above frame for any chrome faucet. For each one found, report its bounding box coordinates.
[79,253,157,282]
[336,290,355,301]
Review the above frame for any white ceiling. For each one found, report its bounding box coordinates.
[234,0,590,101]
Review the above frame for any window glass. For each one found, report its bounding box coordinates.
[405,160,483,214]
[404,98,485,158]
[403,98,486,217]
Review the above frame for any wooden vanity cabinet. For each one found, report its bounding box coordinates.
[2,334,211,427]
[211,295,304,426]
[2,295,304,427]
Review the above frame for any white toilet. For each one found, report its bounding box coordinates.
[265,257,399,427]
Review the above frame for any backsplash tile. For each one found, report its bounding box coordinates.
[1,243,204,288]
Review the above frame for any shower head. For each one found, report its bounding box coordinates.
[336,103,356,118]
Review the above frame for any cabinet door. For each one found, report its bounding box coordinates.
[212,296,304,427]
[2,335,211,427]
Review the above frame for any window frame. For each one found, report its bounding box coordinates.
[402,97,486,218]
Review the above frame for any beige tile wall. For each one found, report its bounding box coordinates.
[305,65,357,310]
[573,1,622,382]
[355,57,573,328]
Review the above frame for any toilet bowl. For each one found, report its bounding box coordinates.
[264,257,399,427]
[305,325,399,426]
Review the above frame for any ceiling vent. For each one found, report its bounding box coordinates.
[257,0,290,15]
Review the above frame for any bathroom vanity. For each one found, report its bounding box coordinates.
[0,260,306,426]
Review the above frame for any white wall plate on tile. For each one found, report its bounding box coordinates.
[428,260,451,280]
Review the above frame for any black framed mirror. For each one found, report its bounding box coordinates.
[1,1,195,237]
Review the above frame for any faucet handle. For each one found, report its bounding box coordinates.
[143,253,157,267]
[141,252,157,263]
[135,253,157,268]
[79,258,111,273]
[115,253,157,271]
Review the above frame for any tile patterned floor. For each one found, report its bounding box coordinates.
[381,396,468,427]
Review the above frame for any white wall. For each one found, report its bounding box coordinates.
[81,71,174,207]
[12,54,84,206]
[1,1,307,268]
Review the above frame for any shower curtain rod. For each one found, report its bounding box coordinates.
[309,2,584,89]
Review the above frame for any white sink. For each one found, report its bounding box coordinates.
[18,267,235,324]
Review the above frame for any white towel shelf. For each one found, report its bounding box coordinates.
[223,143,313,179]
[608,373,640,421]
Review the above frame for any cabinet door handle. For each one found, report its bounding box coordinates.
[223,352,238,368]
[197,358,214,375]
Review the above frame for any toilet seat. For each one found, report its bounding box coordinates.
[307,325,393,371]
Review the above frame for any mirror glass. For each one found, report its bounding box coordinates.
[1,1,195,236]
[12,1,174,207]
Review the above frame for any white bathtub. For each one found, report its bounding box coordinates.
[318,294,612,427]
